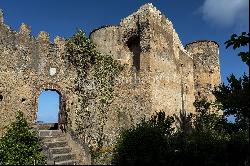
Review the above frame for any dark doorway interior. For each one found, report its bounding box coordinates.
[127,36,141,71]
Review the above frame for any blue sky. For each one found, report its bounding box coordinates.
[37,90,59,123]
[0,0,248,82]
[0,0,248,122]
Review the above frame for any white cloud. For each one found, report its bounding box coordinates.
[201,0,249,28]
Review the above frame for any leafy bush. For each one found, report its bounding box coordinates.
[0,111,45,165]
[112,111,175,165]
[175,98,249,166]
[113,107,249,165]
[175,111,249,166]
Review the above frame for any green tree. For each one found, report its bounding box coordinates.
[173,99,248,166]
[0,111,45,165]
[225,32,249,66]
[214,32,249,129]
[112,111,175,165]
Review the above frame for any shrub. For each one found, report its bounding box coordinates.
[0,111,45,165]
[112,111,175,165]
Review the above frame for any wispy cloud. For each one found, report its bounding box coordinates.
[201,0,249,28]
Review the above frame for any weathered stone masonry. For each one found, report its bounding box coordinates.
[0,3,220,146]
[90,4,221,135]
[0,9,78,133]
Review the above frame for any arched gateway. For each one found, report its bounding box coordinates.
[34,83,67,130]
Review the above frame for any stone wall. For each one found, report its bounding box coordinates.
[0,3,221,155]
[0,11,78,134]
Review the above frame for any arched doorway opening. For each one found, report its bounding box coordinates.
[37,89,61,130]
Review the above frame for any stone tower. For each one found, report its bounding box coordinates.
[90,3,220,116]
[185,41,221,101]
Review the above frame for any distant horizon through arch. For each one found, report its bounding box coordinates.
[37,90,60,124]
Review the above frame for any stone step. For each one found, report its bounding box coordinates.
[55,159,79,165]
[39,130,82,165]
[41,136,66,143]
[39,130,63,137]
[37,123,59,130]
[50,147,71,154]
[52,153,76,162]
[44,141,68,148]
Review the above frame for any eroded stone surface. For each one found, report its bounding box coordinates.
[0,3,220,151]
[90,4,221,143]
[0,18,78,134]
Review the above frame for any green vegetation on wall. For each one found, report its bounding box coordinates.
[65,30,123,159]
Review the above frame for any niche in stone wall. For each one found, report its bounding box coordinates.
[127,36,141,71]
[0,94,3,101]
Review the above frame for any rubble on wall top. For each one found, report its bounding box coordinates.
[19,23,31,36]
[120,3,172,25]
[138,3,162,15]
[89,24,119,38]
[185,40,219,48]
[139,3,157,12]
[38,31,50,42]
[54,36,65,45]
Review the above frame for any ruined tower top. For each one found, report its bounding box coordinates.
[185,40,220,64]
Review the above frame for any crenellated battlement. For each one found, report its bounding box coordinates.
[19,23,31,36]
[0,10,65,48]
[0,8,71,79]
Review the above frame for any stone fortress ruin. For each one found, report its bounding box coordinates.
[0,3,220,161]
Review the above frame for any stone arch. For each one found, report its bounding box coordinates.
[33,83,67,131]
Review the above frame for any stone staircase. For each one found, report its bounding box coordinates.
[39,130,80,165]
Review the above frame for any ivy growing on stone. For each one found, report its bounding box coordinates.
[65,30,123,158]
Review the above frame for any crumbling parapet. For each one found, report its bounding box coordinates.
[19,23,31,36]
